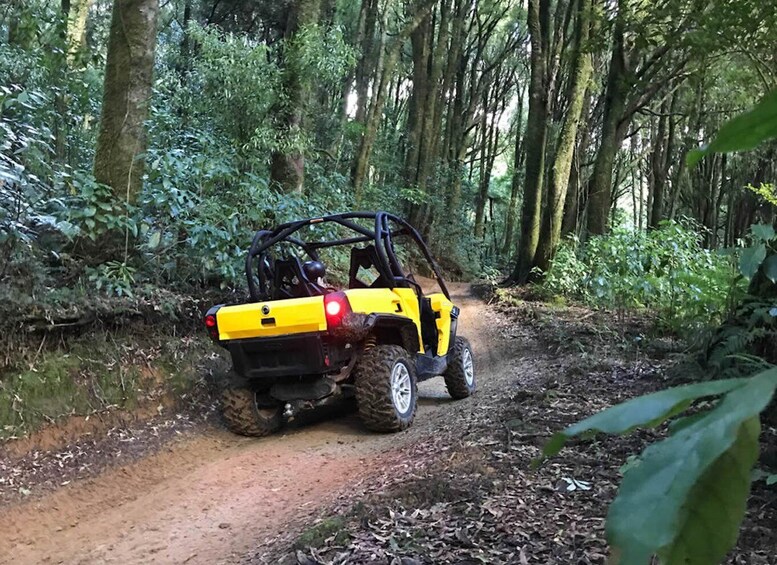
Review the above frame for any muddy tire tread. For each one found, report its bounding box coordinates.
[354,345,417,432]
[221,385,282,437]
[444,336,475,399]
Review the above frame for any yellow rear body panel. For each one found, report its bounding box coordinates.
[215,288,426,349]
[216,296,326,340]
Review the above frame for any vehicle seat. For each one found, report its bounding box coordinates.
[349,246,389,289]
[273,257,328,298]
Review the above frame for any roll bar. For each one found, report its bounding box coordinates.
[245,211,450,302]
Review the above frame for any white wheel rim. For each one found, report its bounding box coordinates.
[391,362,413,414]
[463,347,474,386]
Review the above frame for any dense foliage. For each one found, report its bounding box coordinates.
[541,221,740,333]
[1,0,773,306]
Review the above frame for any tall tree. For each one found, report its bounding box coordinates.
[502,83,526,257]
[511,0,551,283]
[65,0,94,64]
[270,0,321,193]
[585,0,627,236]
[93,0,160,202]
[535,0,594,271]
[351,0,437,202]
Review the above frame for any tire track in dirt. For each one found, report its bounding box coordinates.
[0,283,517,565]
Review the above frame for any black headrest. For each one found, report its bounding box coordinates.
[303,260,326,280]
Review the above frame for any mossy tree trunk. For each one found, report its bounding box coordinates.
[93,0,159,202]
[353,0,379,127]
[511,0,551,284]
[405,0,455,235]
[351,0,437,202]
[502,84,525,258]
[351,7,389,203]
[535,0,594,273]
[585,4,627,237]
[54,0,93,163]
[66,0,93,64]
[474,69,507,241]
[270,0,321,193]
[647,92,678,228]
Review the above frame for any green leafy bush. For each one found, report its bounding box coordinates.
[703,224,777,376]
[541,221,741,333]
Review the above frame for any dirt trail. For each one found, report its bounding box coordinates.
[0,283,515,565]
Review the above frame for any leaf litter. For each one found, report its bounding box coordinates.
[253,291,776,565]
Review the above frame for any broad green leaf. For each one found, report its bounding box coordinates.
[751,224,776,242]
[763,254,777,284]
[686,147,706,168]
[667,411,707,436]
[607,369,777,564]
[687,90,777,166]
[739,243,767,280]
[541,379,747,458]
[659,418,760,565]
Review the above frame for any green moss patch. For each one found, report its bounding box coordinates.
[0,328,213,441]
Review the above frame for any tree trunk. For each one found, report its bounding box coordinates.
[353,0,378,126]
[474,82,493,239]
[351,7,389,203]
[351,0,437,202]
[585,2,627,236]
[176,0,193,75]
[446,45,471,213]
[270,0,321,193]
[502,85,526,257]
[535,0,593,272]
[561,88,592,237]
[66,0,94,64]
[93,0,159,202]
[511,0,550,284]
[404,16,431,189]
[647,92,677,228]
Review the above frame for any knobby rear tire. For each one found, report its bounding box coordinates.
[220,380,283,437]
[354,345,418,432]
[443,336,476,399]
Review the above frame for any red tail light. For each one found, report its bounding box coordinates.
[324,292,351,328]
[204,307,221,341]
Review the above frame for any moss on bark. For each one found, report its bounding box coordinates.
[93,0,159,202]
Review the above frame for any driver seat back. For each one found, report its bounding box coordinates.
[273,257,325,299]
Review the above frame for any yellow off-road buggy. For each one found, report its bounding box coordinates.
[204,212,476,436]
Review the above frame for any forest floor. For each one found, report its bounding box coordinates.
[0,283,775,565]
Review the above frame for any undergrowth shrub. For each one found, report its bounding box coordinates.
[540,221,742,334]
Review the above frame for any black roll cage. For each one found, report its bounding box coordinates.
[245,211,450,302]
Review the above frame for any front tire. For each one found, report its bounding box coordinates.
[354,345,417,432]
[444,337,476,399]
[220,381,283,437]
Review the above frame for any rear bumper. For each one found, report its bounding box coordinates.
[228,332,349,379]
